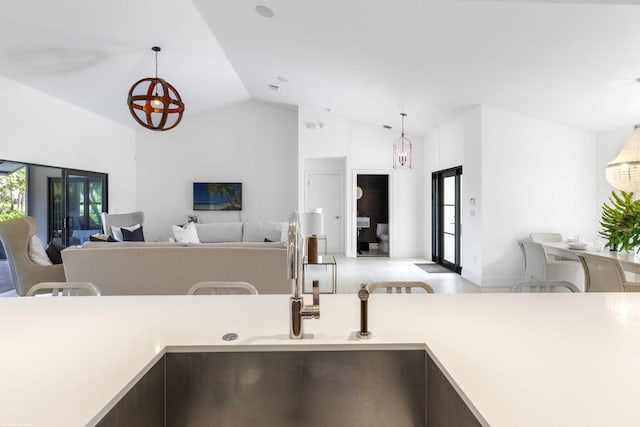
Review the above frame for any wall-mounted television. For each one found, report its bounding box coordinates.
[193,182,242,211]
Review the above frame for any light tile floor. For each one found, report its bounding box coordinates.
[305,254,509,294]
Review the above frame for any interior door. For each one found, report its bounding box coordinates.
[432,166,462,273]
[305,171,344,253]
[61,169,107,246]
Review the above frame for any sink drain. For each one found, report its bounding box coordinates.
[222,333,238,341]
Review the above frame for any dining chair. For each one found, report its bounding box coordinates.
[187,281,259,295]
[512,280,580,293]
[26,282,101,296]
[518,240,584,291]
[529,233,572,261]
[368,281,434,294]
[529,233,564,243]
[578,253,640,292]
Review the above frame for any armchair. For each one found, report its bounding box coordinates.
[101,211,145,239]
[0,217,66,296]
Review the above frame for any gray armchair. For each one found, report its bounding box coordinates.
[0,217,66,296]
[101,211,145,239]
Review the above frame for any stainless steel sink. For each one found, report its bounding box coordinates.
[96,349,481,427]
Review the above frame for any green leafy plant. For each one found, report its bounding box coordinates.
[599,190,640,252]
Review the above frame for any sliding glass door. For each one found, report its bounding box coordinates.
[49,169,107,246]
[432,166,462,273]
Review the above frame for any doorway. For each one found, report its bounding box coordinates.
[356,174,389,257]
[51,169,107,246]
[432,166,462,273]
[304,170,344,253]
[5,160,109,246]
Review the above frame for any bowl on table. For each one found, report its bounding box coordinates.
[567,242,588,250]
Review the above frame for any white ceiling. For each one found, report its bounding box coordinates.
[2,0,640,135]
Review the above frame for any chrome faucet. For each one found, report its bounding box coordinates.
[288,211,320,339]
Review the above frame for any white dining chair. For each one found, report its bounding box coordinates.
[529,233,573,261]
[578,253,640,292]
[512,280,580,293]
[368,281,434,294]
[26,282,101,296]
[187,281,259,295]
[529,233,564,243]
[517,240,584,291]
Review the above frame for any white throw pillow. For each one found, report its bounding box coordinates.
[28,235,53,266]
[172,222,200,244]
[111,224,141,242]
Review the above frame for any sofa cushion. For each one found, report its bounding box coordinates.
[172,223,200,244]
[196,222,242,243]
[45,240,66,264]
[189,241,287,249]
[28,235,53,266]
[243,222,286,242]
[122,226,145,242]
[112,224,141,242]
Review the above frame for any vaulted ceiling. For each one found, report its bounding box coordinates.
[1,0,640,135]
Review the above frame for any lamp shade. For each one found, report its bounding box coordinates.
[301,209,324,236]
[606,124,640,192]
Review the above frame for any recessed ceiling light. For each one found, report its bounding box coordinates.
[268,84,280,92]
[276,76,288,83]
[255,5,274,18]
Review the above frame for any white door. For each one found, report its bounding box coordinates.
[305,171,344,253]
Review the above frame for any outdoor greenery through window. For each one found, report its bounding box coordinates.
[0,166,26,222]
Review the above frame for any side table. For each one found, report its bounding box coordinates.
[302,255,337,294]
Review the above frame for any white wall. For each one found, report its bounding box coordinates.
[0,75,137,215]
[136,100,298,241]
[299,106,425,257]
[424,105,597,286]
[424,106,482,284]
[481,105,597,286]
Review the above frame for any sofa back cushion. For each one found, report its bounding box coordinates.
[62,246,289,295]
[195,222,242,243]
[243,222,286,242]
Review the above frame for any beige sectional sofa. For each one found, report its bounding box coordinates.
[62,243,291,295]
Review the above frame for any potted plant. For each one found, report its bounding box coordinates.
[599,190,640,253]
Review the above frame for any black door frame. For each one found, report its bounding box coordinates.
[356,173,390,257]
[60,169,108,246]
[432,166,462,273]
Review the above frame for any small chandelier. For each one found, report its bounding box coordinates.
[606,124,640,192]
[127,46,185,131]
[393,113,413,169]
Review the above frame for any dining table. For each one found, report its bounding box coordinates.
[543,241,640,275]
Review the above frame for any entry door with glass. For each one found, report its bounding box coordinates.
[432,166,462,273]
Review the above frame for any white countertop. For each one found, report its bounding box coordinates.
[2,293,640,426]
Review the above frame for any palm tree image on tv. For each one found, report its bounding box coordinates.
[193,182,242,211]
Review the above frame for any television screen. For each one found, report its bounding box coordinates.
[193,182,242,211]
